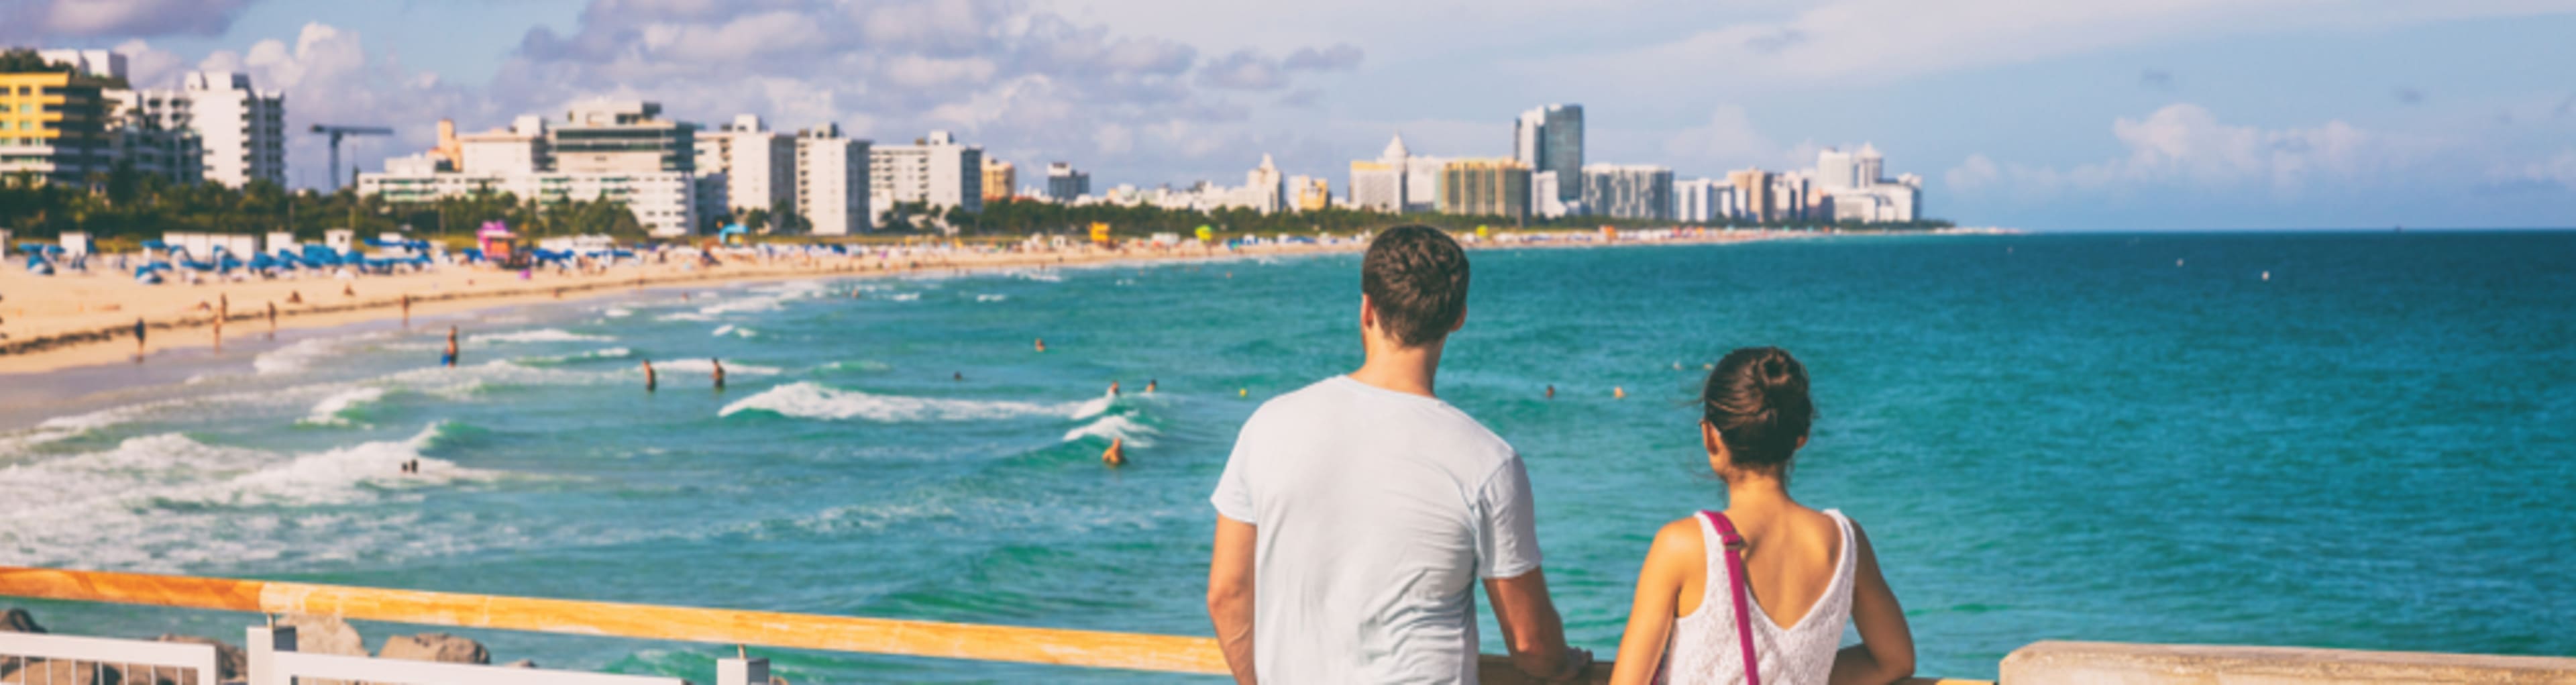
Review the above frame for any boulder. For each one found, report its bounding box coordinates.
[277,614,367,656]
[1,607,44,633]
[377,633,489,665]
[154,633,247,680]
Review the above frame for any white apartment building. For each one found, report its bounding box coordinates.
[181,71,285,188]
[868,130,982,227]
[796,123,871,235]
[1672,178,1735,224]
[693,114,795,218]
[1347,134,1444,213]
[356,103,700,237]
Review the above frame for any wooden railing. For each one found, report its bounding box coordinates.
[0,566,1985,684]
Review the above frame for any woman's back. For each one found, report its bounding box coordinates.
[1658,507,1856,685]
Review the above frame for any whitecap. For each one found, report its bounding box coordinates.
[0,425,502,572]
[885,293,922,301]
[470,329,612,344]
[655,358,782,376]
[719,382,1088,423]
[254,337,344,375]
[975,294,1009,303]
[603,307,634,318]
[1064,415,1159,448]
[299,387,385,426]
[656,312,718,322]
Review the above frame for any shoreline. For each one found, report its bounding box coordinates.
[0,229,1951,377]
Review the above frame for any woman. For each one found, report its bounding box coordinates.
[1609,348,1914,685]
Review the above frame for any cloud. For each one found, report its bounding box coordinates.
[1197,50,1287,90]
[1543,1,2571,89]
[2492,151,2576,192]
[2140,70,2175,90]
[1,0,256,40]
[2394,87,2424,105]
[1662,105,1786,171]
[184,22,492,188]
[1946,103,2422,197]
[1281,44,1363,71]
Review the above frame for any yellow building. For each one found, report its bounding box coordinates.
[1294,176,1331,211]
[0,70,111,186]
[1437,158,1532,221]
[981,158,1015,201]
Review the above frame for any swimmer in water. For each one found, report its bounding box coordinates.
[643,359,657,392]
[1146,379,1157,394]
[1102,437,1126,467]
[1613,386,1626,399]
[954,372,964,381]
[1034,337,1047,353]
[443,326,460,367]
[1109,380,1122,397]
[712,358,727,390]
[1546,384,1556,399]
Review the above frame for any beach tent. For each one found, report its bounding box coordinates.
[719,223,747,246]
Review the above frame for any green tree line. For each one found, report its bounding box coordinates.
[4,170,648,250]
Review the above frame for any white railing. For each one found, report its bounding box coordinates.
[246,625,747,685]
[0,631,219,685]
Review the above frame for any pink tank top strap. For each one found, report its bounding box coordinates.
[1699,510,1761,685]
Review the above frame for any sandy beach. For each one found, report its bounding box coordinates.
[0,229,1836,376]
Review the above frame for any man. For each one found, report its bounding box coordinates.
[1208,225,1590,684]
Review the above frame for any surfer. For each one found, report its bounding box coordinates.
[1102,437,1126,467]
[443,326,460,367]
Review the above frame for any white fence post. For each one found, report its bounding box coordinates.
[248,625,298,685]
[716,655,769,685]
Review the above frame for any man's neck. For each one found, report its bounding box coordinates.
[1349,342,1444,399]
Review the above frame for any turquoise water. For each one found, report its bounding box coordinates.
[3,231,2571,681]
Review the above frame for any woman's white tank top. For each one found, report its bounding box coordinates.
[1656,509,1856,685]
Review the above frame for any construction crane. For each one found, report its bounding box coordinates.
[310,124,393,192]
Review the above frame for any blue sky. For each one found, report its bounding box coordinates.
[11,0,2576,230]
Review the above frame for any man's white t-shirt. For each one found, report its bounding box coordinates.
[1211,375,1543,684]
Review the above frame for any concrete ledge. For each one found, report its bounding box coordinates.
[2002,641,2576,684]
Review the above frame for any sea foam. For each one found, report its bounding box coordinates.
[719,382,1090,423]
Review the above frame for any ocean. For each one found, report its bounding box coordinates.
[3,231,2570,681]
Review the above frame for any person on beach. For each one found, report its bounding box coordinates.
[133,317,148,360]
[401,294,412,325]
[443,327,460,367]
[643,359,658,392]
[1605,348,1914,685]
[266,301,278,336]
[1208,225,1589,684]
[711,358,726,390]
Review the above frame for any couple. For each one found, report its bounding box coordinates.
[1206,227,1915,685]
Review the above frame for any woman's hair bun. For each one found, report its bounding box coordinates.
[1703,347,1813,470]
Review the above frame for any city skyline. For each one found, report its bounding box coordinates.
[10,0,2576,229]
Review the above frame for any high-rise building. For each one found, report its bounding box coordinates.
[796,123,871,235]
[551,100,694,174]
[1672,178,1736,224]
[358,104,701,236]
[180,71,284,188]
[1044,162,1089,201]
[102,89,203,185]
[0,69,111,186]
[1291,175,1331,212]
[1727,168,1776,223]
[1348,133,1446,213]
[694,114,795,219]
[1513,104,1583,203]
[1437,158,1532,221]
[1581,164,1674,221]
[868,130,983,227]
[981,158,1015,202]
[1816,148,1859,191]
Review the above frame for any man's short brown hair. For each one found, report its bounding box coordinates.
[1362,225,1470,348]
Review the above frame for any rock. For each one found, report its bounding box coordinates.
[277,614,367,656]
[504,659,539,669]
[377,633,489,665]
[1,607,44,633]
[154,634,247,681]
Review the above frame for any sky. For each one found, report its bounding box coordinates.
[9,0,2576,230]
